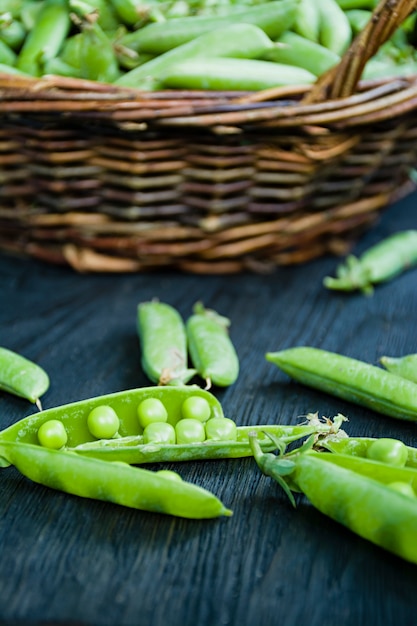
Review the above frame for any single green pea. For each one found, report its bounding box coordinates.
[87,405,120,440]
[175,419,206,444]
[181,395,211,422]
[205,417,237,442]
[156,469,183,482]
[143,422,176,445]
[366,438,409,467]
[37,419,68,450]
[137,397,168,429]
[388,481,416,498]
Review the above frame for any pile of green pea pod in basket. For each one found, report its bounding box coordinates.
[2,269,417,564]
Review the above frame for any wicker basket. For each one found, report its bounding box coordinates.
[1,0,416,273]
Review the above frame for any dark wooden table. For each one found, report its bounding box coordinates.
[1,193,417,626]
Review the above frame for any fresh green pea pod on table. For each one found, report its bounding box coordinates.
[160,57,316,91]
[0,386,336,464]
[0,346,50,410]
[380,353,417,384]
[15,0,71,76]
[266,346,417,422]
[250,434,417,564]
[316,432,417,468]
[115,22,277,89]
[0,440,232,518]
[323,230,417,294]
[186,302,239,389]
[137,300,196,385]
[118,0,299,56]
[263,31,340,77]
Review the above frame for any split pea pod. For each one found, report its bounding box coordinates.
[137,300,196,385]
[380,354,417,384]
[323,230,417,294]
[186,302,239,389]
[266,346,417,422]
[317,433,417,468]
[15,0,71,76]
[0,386,334,464]
[0,346,50,409]
[160,57,316,91]
[250,435,417,564]
[0,440,231,518]
[115,23,276,89]
[118,0,299,55]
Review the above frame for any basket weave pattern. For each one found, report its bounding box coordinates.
[1,0,417,273]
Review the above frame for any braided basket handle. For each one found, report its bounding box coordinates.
[304,0,417,103]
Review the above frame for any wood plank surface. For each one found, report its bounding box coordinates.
[0,193,417,626]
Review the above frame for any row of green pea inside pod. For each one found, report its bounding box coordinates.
[36,390,238,451]
[2,0,417,91]
[137,300,239,389]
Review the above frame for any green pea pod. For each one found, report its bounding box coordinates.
[293,0,321,42]
[317,433,417,468]
[0,37,16,66]
[380,354,417,384]
[43,56,82,77]
[0,440,231,518]
[108,0,142,26]
[69,0,120,32]
[263,31,340,77]
[250,436,417,564]
[20,0,46,30]
[0,346,50,409]
[16,0,71,76]
[0,15,26,50]
[137,300,196,386]
[160,57,315,91]
[78,17,121,83]
[0,386,336,464]
[186,302,239,389]
[0,61,29,75]
[118,0,299,55]
[1,0,25,19]
[266,346,417,422]
[315,0,352,56]
[115,23,276,89]
[324,230,417,294]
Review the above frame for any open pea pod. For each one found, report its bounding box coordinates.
[250,436,417,564]
[0,386,333,464]
[0,439,232,519]
[317,433,417,468]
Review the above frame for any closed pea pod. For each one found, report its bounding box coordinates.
[323,230,417,294]
[0,440,231,519]
[160,58,315,91]
[0,346,50,409]
[293,0,321,42]
[314,0,352,55]
[137,300,196,385]
[266,346,417,422]
[118,0,299,56]
[115,23,276,90]
[16,0,71,76]
[380,353,417,384]
[262,31,340,77]
[186,302,239,389]
[250,435,417,564]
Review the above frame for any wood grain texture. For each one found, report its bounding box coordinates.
[0,193,417,626]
